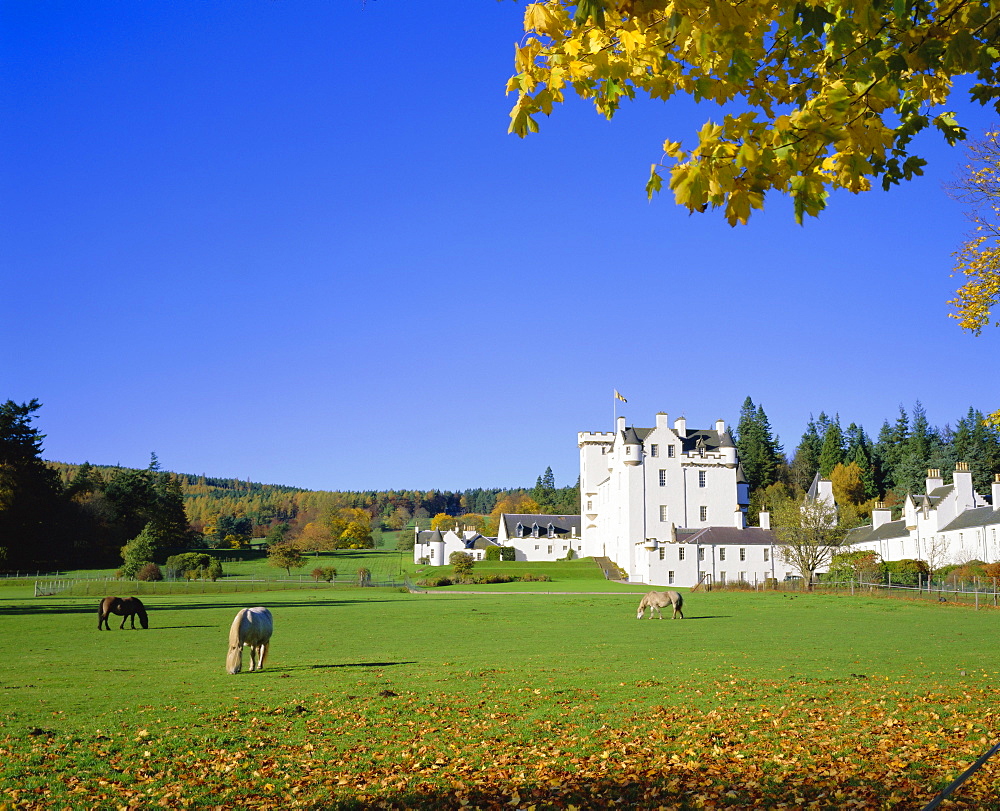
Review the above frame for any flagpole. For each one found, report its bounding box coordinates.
[613,389,617,430]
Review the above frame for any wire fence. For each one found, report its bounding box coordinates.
[32,574,408,597]
[707,574,1000,608]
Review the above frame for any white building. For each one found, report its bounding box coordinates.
[413,514,583,565]
[846,465,1000,566]
[496,513,583,561]
[580,411,773,587]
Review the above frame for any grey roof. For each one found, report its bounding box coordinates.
[718,429,736,448]
[416,529,445,543]
[621,426,645,445]
[736,462,748,485]
[679,429,728,455]
[939,507,1000,533]
[806,472,823,500]
[676,526,777,546]
[845,519,909,545]
[502,513,581,537]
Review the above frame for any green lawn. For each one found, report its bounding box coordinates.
[1,583,999,808]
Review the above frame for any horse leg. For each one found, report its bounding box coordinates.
[119,614,127,630]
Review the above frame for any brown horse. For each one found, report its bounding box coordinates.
[98,596,149,630]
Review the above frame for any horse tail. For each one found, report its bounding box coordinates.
[226,609,246,674]
[674,592,683,610]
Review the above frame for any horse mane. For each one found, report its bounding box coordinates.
[226,609,247,674]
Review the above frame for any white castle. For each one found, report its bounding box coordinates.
[578,412,781,587]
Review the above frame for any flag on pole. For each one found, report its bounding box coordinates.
[614,390,627,403]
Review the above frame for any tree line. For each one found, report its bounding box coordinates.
[735,396,1000,528]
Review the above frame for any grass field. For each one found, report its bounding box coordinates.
[2,576,1000,809]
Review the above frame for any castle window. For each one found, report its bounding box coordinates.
[659,505,669,522]
[679,547,686,561]
[586,500,592,510]
[668,571,675,584]
[668,445,676,457]
[764,548,769,562]
[698,548,705,561]
[699,471,707,487]
[659,547,665,560]
[739,548,746,561]
[720,548,726,561]
[547,545,552,554]
[626,446,632,456]
[650,444,659,457]
[700,506,708,521]
[659,469,667,487]
[719,571,726,583]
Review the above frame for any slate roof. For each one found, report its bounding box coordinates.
[939,507,1000,533]
[416,530,444,544]
[845,519,910,545]
[679,429,728,455]
[674,526,777,546]
[501,513,582,538]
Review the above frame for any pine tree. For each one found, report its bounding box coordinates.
[735,397,781,494]
[954,408,1000,493]
[818,416,845,477]
[790,417,823,492]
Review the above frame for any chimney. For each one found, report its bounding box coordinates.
[758,510,770,530]
[656,412,669,428]
[734,508,744,528]
[925,468,943,494]
[674,416,687,437]
[716,419,726,434]
[872,502,892,529]
[954,462,974,509]
[993,474,1000,509]
[616,415,626,434]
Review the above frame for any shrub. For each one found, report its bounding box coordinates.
[204,559,223,581]
[449,551,475,576]
[137,563,163,581]
[310,566,336,582]
[483,546,502,562]
[884,558,930,586]
[500,546,516,562]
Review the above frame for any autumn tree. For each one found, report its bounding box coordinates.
[268,542,305,576]
[508,1,998,224]
[772,494,845,588]
[949,128,1000,335]
[339,520,374,549]
[829,462,866,506]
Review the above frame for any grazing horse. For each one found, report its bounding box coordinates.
[636,590,684,620]
[98,596,149,630]
[226,607,273,675]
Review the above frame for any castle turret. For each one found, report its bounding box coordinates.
[621,426,643,466]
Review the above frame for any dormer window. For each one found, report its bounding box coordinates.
[547,523,555,539]
[532,522,540,538]
[516,522,524,538]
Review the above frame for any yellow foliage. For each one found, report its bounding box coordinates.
[508,0,997,224]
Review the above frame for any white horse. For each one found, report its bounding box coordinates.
[636,590,684,620]
[226,607,273,674]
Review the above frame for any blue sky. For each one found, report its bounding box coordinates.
[3,1,998,492]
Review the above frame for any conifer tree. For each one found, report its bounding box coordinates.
[735,397,781,494]
[790,417,823,492]
[818,417,845,478]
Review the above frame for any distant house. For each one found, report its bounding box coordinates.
[496,513,583,561]
[413,528,501,566]
[846,465,1000,566]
